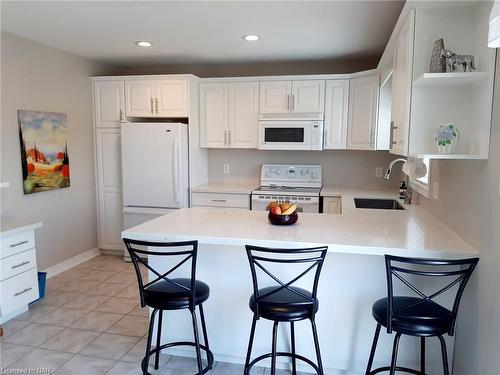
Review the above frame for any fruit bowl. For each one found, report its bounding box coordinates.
[268,211,298,226]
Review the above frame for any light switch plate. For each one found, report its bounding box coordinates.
[375,167,383,178]
[223,164,230,174]
[433,182,439,200]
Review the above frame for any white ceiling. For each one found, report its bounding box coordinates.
[1,1,404,66]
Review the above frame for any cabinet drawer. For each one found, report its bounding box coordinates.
[1,231,35,259]
[0,268,39,317]
[1,249,37,281]
[192,192,250,209]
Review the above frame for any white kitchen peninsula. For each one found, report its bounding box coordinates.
[122,207,477,374]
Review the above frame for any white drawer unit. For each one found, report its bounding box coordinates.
[1,230,35,258]
[0,268,39,318]
[323,196,342,214]
[0,223,41,323]
[191,192,250,209]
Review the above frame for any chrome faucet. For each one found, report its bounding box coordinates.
[384,158,407,180]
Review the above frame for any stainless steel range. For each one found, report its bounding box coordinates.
[251,164,322,213]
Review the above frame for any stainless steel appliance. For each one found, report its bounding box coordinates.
[251,164,322,213]
[258,114,324,150]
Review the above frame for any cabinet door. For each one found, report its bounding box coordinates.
[323,197,342,214]
[324,80,349,149]
[125,80,155,117]
[347,75,379,150]
[93,80,124,128]
[95,129,123,249]
[155,80,189,117]
[228,82,259,148]
[259,81,291,113]
[291,80,325,113]
[200,83,228,148]
[390,9,415,156]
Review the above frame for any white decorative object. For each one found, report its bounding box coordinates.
[436,123,460,154]
[489,0,500,48]
[402,157,428,179]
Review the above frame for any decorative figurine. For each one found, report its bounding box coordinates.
[440,49,476,72]
[436,123,460,154]
[430,38,446,73]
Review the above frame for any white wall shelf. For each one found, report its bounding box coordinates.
[413,72,491,88]
[417,154,487,160]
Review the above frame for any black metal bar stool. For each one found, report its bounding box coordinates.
[244,245,328,375]
[365,255,478,375]
[123,238,214,375]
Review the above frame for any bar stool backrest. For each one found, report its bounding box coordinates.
[123,238,198,310]
[384,255,479,336]
[245,245,328,319]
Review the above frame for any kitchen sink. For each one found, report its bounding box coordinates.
[354,198,405,210]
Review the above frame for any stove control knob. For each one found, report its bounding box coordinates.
[265,171,272,177]
[311,173,317,179]
[301,169,307,175]
[276,169,282,175]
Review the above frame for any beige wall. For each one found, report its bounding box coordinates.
[416,51,500,374]
[208,149,401,189]
[0,33,107,269]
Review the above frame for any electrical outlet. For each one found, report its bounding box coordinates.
[433,182,439,200]
[223,164,230,175]
[375,167,383,178]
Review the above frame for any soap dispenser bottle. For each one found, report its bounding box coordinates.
[399,181,407,200]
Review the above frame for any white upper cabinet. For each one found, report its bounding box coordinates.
[347,75,379,150]
[259,81,291,113]
[125,80,155,117]
[125,78,189,117]
[93,80,124,128]
[323,80,349,149]
[291,80,325,113]
[259,80,324,114]
[200,82,228,148]
[155,80,188,117]
[390,9,414,156]
[228,82,259,148]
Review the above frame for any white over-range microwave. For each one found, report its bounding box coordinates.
[258,113,324,151]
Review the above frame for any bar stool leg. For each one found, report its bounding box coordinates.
[199,304,211,365]
[389,332,402,375]
[420,337,426,374]
[290,321,297,375]
[311,319,324,375]
[190,309,203,375]
[365,323,381,375]
[271,321,279,375]
[438,335,450,375]
[154,310,163,370]
[143,309,158,375]
[244,315,258,375]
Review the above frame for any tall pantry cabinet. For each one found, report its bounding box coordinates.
[92,79,124,250]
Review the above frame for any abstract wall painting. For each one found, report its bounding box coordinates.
[18,110,70,194]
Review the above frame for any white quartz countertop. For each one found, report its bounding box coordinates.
[192,181,257,195]
[122,207,477,259]
[0,222,42,238]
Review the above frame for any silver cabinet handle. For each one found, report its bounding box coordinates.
[155,98,159,114]
[14,287,32,297]
[211,199,227,202]
[119,110,124,121]
[223,130,227,146]
[150,97,154,114]
[11,261,30,269]
[291,94,295,112]
[390,121,398,146]
[10,241,28,248]
[228,130,231,147]
[286,94,290,112]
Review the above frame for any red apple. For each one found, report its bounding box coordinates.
[271,206,282,215]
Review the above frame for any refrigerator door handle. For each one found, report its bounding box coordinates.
[173,137,180,204]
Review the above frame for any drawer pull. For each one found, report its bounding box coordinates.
[10,240,28,248]
[211,199,227,202]
[14,287,32,297]
[12,261,31,269]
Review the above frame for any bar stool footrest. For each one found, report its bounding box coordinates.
[368,366,424,375]
[141,341,214,375]
[247,351,320,374]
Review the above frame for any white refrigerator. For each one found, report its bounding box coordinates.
[121,122,189,255]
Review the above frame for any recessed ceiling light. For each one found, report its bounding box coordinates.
[242,35,259,42]
[135,41,153,47]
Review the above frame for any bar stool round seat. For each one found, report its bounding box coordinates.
[144,278,210,310]
[365,255,479,375]
[249,286,318,321]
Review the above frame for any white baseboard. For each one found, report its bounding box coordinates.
[43,248,101,278]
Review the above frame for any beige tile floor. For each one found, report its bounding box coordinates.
[0,255,306,375]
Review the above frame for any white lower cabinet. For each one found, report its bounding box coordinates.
[323,197,342,214]
[0,226,40,323]
[192,192,250,209]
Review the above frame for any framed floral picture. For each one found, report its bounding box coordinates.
[18,110,70,194]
